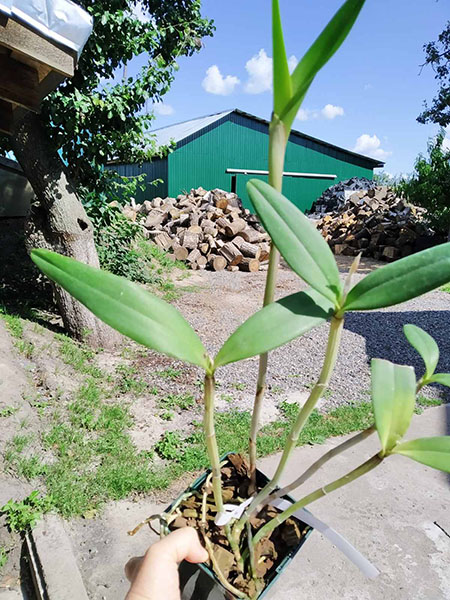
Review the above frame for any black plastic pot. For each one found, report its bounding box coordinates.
[163,455,313,600]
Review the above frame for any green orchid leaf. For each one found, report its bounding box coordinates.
[214,288,333,368]
[272,0,292,116]
[403,324,439,380]
[247,179,341,303]
[343,243,450,311]
[281,0,366,131]
[31,249,210,370]
[371,359,416,454]
[428,373,450,387]
[392,437,450,473]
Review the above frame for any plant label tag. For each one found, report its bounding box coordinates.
[215,496,254,527]
[271,498,380,580]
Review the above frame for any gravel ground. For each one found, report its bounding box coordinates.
[171,256,450,413]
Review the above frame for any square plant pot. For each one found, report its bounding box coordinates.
[162,454,313,600]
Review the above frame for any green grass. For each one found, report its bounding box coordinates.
[0,406,19,418]
[115,364,147,395]
[158,393,195,411]
[0,311,34,357]
[440,283,450,293]
[0,547,9,570]
[156,367,182,380]
[54,333,103,378]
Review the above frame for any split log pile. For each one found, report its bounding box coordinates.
[314,186,430,261]
[122,187,271,271]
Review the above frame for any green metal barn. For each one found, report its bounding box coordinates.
[111,109,383,211]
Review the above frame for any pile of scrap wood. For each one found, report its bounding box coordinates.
[122,187,270,271]
[314,186,430,261]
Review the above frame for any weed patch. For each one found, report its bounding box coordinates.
[1,492,53,532]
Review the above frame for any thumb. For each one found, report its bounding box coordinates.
[125,528,208,600]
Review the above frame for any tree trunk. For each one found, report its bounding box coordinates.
[10,111,120,349]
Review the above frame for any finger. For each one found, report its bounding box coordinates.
[126,528,208,600]
[125,556,144,582]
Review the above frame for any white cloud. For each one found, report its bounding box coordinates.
[363,83,373,91]
[288,55,298,73]
[202,65,240,96]
[321,104,344,119]
[296,108,310,122]
[245,49,272,94]
[153,102,174,116]
[295,104,345,122]
[244,49,299,94]
[353,134,391,161]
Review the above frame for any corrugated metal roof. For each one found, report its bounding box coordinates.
[152,110,233,147]
[150,108,384,168]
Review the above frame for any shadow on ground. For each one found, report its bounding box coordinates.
[345,309,450,482]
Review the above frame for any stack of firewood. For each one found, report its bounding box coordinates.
[122,187,271,271]
[314,186,430,261]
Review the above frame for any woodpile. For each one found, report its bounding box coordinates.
[122,187,271,271]
[314,186,430,261]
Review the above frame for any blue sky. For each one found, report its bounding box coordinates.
[143,0,448,176]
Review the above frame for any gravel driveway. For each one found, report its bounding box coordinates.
[173,256,450,413]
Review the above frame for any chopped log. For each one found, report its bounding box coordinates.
[208,254,227,271]
[227,265,240,272]
[154,232,172,251]
[239,257,260,272]
[220,242,243,266]
[187,248,201,264]
[196,255,208,268]
[188,225,203,235]
[203,226,218,238]
[231,236,245,250]
[199,242,209,254]
[258,242,270,261]
[224,218,246,237]
[172,245,189,261]
[240,227,262,244]
[216,217,230,231]
[215,197,228,210]
[239,241,261,259]
[182,232,199,250]
[145,210,164,229]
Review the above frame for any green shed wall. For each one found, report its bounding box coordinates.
[167,113,374,211]
[107,158,168,204]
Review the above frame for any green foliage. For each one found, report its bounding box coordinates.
[397,132,450,237]
[55,333,102,377]
[215,288,333,368]
[342,243,450,311]
[403,324,439,381]
[417,23,450,127]
[247,180,342,303]
[371,359,416,454]
[428,372,450,387]
[1,492,53,532]
[155,432,184,460]
[1,2,214,200]
[392,437,450,472]
[31,249,210,370]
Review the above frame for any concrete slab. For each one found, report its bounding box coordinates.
[68,405,450,600]
[30,515,88,600]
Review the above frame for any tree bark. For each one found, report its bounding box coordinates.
[10,111,120,349]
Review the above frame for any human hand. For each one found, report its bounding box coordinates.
[125,527,209,600]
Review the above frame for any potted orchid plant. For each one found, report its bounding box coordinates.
[31,1,450,598]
